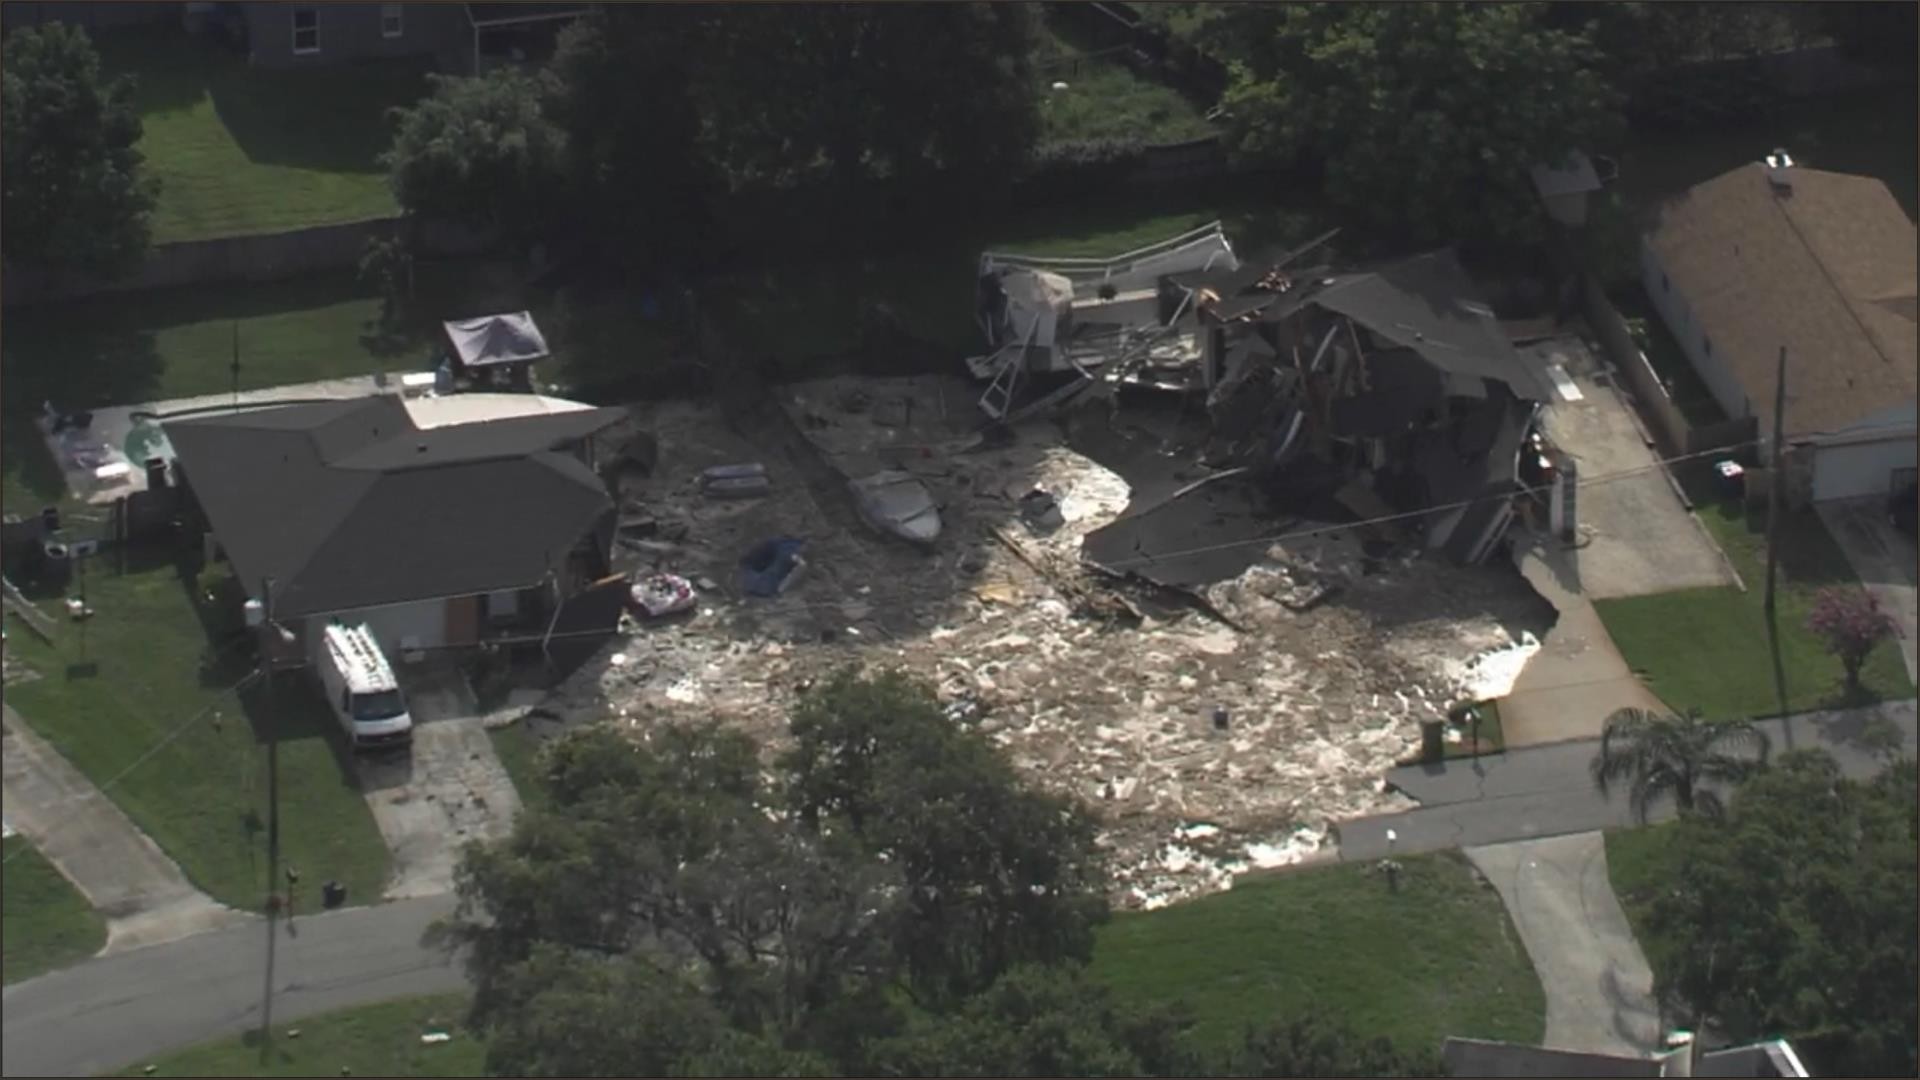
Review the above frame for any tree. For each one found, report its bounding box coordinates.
[1638,751,1916,1076]
[782,669,1110,1007]
[1229,1007,1447,1077]
[381,67,567,255]
[1805,586,1899,698]
[1193,3,1623,245]
[1820,1,1920,71]
[1,23,158,281]
[859,965,1195,1078]
[1590,707,1769,821]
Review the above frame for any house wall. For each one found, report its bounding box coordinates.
[244,2,466,69]
[334,597,453,656]
[1813,437,1917,500]
[1639,244,1754,424]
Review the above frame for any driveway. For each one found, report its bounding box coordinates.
[1816,497,1917,682]
[1537,361,1736,601]
[1466,833,1660,1056]
[1,706,246,954]
[356,667,520,900]
[1498,535,1670,746]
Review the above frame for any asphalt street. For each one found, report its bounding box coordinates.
[2,895,462,1078]
[1337,699,1915,861]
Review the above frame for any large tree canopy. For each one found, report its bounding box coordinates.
[1643,750,1917,1076]
[1173,3,1622,245]
[1,23,157,280]
[381,67,567,251]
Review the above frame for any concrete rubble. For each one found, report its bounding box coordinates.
[544,375,1553,909]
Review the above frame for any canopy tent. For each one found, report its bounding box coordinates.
[442,311,550,370]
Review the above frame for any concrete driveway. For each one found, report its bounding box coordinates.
[2,706,245,954]
[356,666,520,900]
[1537,365,1736,601]
[1498,536,1670,746]
[1465,832,1661,1056]
[1816,497,1917,682]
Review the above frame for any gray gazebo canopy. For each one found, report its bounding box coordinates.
[442,311,550,370]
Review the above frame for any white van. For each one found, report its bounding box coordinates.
[314,621,414,751]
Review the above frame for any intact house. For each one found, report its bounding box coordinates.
[1186,246,1562,565]
[164,393,626,668]
[1642,159,1917,502]
[182,2,591,74]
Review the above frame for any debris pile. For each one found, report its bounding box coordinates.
[548,376,1552,908]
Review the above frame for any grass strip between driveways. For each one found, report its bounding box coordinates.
[1596,498,1912,720]
[107,992,485,1077]
[2,835,108,984]
[3,561,390,912]
[1090,850,1545,1057]
[1601,823,1685,996]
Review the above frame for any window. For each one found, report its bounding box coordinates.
[380,3,403,39]
[291,7,319,53]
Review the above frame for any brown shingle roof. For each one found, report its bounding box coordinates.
[1645,163,1917,438]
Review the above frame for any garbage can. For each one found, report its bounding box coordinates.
[1420,718,1446,764]
[1713,460,1745,500]
[41,541,71,589]
[322,880,347,909]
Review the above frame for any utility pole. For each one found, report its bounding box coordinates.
[257,575,280,1064]
[1764,347,1786,617]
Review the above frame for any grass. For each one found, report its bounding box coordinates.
[109,992,485,1077]
[0,260,675,516]
[92,27,428,242]
[1031,10,1215,147]
[3,559,391,912]
[485,723,549,817]
[2,835,108,984]
[1090,851,1545,1058]
[1596,498,1914,719]
[1602,823,1685,991]
[1446,699,1505,759]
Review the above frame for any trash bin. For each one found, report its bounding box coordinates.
[1420,718,1446,764]
[1713,460,1745,500]
[41,541,71,589]
[322,880,346,909]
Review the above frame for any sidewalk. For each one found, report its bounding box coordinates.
[1336,699,1915,861]
[1,705,246,955]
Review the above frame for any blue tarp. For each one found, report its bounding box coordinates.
[740,536,806,597]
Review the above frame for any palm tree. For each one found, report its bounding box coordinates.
[1591,707,1770,822]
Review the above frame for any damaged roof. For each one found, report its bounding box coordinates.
[167,396,625,618]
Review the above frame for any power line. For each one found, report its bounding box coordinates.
[2,668,262,866]
[1085,439,1759,574]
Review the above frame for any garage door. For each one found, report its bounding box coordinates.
[1814,437,1918,501]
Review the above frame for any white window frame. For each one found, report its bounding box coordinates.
[380,4,404,39]
[291,7,320,54]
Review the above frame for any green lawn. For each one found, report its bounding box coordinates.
[1597,499,1914,719]
[1031,11,1216,147]
[1602,824,1684,991]
[92,27,427,242]
[1090,851,1545,1058]
[3,562,391,912]
[2,835,108,984]
[485,723,549,817]
[110,993,485,1077]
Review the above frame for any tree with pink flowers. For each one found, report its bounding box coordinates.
[1806,587,1900,696]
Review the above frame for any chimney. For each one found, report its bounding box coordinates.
[1764,148,1794,194]
[1661,1031,1696,1077]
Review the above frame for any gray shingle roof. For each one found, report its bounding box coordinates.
[167,396,623,618]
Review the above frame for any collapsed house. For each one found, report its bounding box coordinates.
[1187,245,1561,565]
[966,224,1570,567]
[967,221,1243,420]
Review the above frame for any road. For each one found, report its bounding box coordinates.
[1336,699,1916,861]
[2,895,462,1078]
[7,699,1912,1077]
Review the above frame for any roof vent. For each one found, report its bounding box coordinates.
[1765,148,1794,193]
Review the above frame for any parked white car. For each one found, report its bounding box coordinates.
[314,621,414,752]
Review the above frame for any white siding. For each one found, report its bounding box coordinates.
[349,598,451,655]
[1813,437,1918,500]
[1639,245,1751,421]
